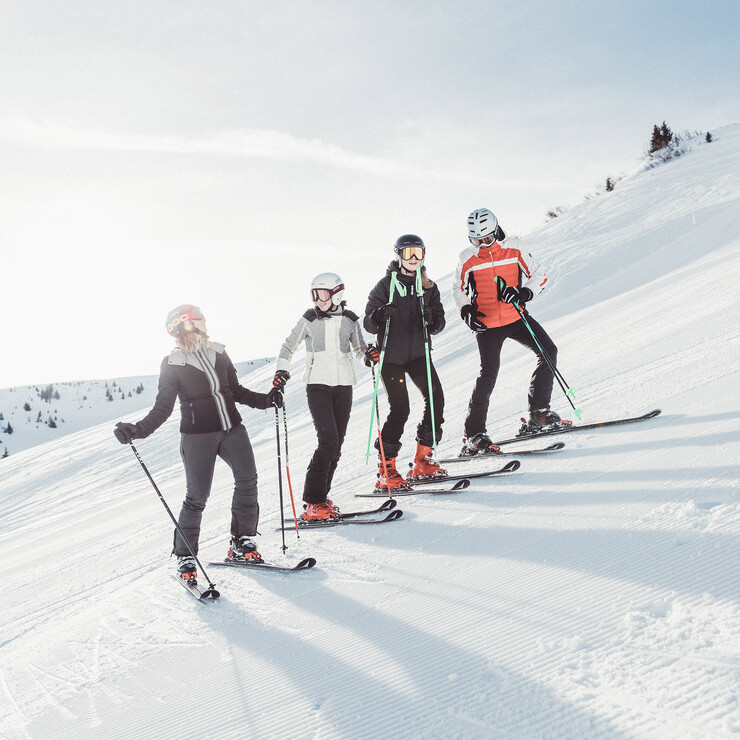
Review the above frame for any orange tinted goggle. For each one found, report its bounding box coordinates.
[399,246,425,260]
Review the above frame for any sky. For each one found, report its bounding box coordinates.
[3,0,739,388]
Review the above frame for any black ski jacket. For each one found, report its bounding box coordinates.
[135,342,271,438]
[363,262,445,366]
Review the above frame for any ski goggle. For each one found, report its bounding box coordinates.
[470,234,496,247]
[311,284,345,303]
[398,246,425,260]
[167,307,205,335]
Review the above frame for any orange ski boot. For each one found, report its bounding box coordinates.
[375,456,410,491]
[302,501,341,521]
[406,443,447,483]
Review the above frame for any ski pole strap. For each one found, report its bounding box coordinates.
[416,268,437,452]
[366,271,397,460]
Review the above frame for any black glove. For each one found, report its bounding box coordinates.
[114,422,138,445]
[425,310,444,334]
[371,303,396,324]
[272,370,290,389]
[497,281,533,305]
[460,304,487,333]
[363,344,380,367]
[266,387,283,408]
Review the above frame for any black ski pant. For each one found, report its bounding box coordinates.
[174,424,259,556]
[304,384,353,503]
[464,316,557,436]
[378,355,444,459]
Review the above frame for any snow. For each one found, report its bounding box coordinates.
[1,126,739,739]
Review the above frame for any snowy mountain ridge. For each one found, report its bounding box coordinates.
[1,123,739,739]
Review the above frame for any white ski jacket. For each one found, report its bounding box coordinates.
[276,307,367,386]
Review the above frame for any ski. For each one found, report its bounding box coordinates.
[356,479,471,498]
[436,441,565,463]
[408,459,521,485]
[171,573,220,600]
[284,498,397,524]
[276,509,404,531]
[208,556,317,572]
[491,409,662,446]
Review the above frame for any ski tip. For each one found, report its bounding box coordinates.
[379,498,398,511]
[453,479,471,490]
[296,557,318,569]
[548,442,566,450]
[504,460,521,472]
[646,409,662,418]
[386,509,404,521]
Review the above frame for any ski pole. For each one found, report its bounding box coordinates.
[274,406,288,552]
[415,267,438,453]
[512,300,579,415]
[280,396,301,538]
[495,277,581,418]
[366,272,398,461]
[371,365,393,498]
[127,442,219,598]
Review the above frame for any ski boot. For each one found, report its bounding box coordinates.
[177,555,198,585]
[518,408,572,436]
[376,456,411,491]
[406,443,447,483]
[227,535,263,563]
[302,501,341,521]
[460,432,502,456]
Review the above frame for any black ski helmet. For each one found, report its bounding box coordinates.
[166,304,204,337]
[393,234,425,263]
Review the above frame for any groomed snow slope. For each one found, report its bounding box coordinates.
[1,126,739,739]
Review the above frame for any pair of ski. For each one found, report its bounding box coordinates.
[434,409,662,463]
[173,553,320,600]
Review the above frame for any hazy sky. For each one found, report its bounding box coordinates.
[3,1,739,388]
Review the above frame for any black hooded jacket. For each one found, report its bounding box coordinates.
[363,262,445,366]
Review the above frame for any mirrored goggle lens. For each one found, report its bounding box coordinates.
[311,289,332,302]
[400,246,425,260]
[470,235,496,247]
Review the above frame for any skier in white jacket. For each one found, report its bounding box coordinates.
[273,273,379,521]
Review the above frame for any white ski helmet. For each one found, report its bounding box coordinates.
[311,272,345,306]
[467,208,498,241]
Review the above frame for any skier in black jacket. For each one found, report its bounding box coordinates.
[113,304,281,585]
[364,235,447,490]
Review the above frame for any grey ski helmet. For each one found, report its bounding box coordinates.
[311,272,345,306]
[467,208,499,243]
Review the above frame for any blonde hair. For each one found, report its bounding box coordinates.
[420,266,434,290]
[176,332,209,353]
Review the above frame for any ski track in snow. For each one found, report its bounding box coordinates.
[1,126,740,739]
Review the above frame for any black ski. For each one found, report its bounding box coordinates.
[356,479,471,498]
[208,557,317,572]
[276,509,403,531]
[408,459,521,485]
[284,498,397,524]
[171,573,220,600]
[491,409,662,446]
[436,442,565,463]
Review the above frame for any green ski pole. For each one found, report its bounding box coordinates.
[415,267,438,452]
[496,276,581,418]
[366,272,398,460]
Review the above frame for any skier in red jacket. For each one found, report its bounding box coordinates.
[453,208,567,453]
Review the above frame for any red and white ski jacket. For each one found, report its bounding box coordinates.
[452,237,548,329]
